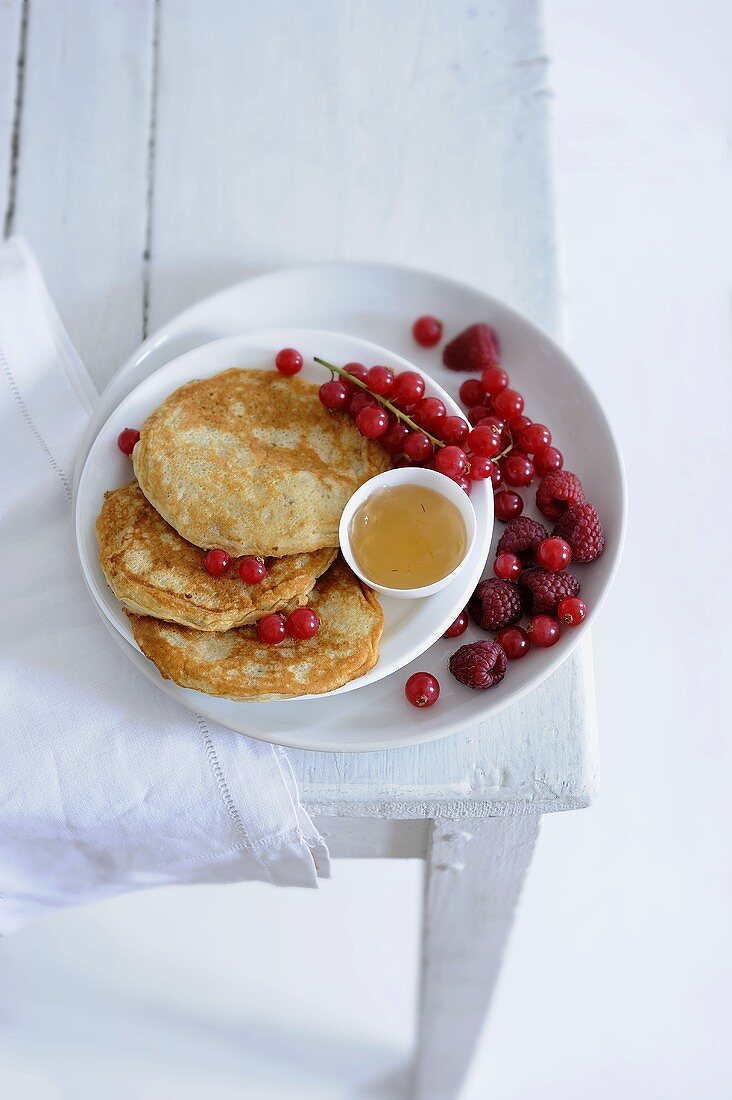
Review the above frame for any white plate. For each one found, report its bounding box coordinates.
[76,329,493,700]
[74,262,626,751]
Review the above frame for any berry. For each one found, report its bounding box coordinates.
[518,423,551,454]
[412,315,443,347]
[367,365,395,395]
[456,475,472,495]
[238,556,267,583]
[510,415,532,435]
[533,445,564,476]
[496,516,549,558]
[520,567,580,615]
[286,606,320,639]
[493,553,522,581]
[443,322,500,373]
[493,388,524,422]
[438,416,470,446]
[257,613,287,645]
[205,549,231,576]
[496,625,531,660]
[468,404,492,426]
[468,424,501,458]
[526,615,560,648]
[355,404,390,439]
[404,431,433,462]
[319,379,350,410]
[117,427,140,456]
[449,641,507,689]
[405,671,440,708]
[343,362,368,391]
[459,378,484,406]
[502,453,535,487]
[435,445,468,479]
[348,390,377,417]
[443,609,469,638]
[489,462,503,489]
[536,470,585,520]
[469,577,522,631]
[557,596,587,626]
[494,491,524,522]
[552,503,606,562]
[381,421,410,455]
[480,366,509,396]
[468,454,493,481]
[536,537,572,571]
[412,396,446,432]
[275,347,302,376]
[392,370,425,407]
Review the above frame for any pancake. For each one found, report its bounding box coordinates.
[127,557,383,701]
[96,481,337,631]
[133,368,390,557]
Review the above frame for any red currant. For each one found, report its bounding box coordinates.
[494,490,524,522]
[479,415,509,445]
[526,615,560,647]
[536,537,572,571]
[286,606,321,639]
[404,431,434,462]
[489,461,503,490]
[412,315,443,347]
[257,613,288,645]
[381,421,410,455]
[392,370,425,407]
[493,388,524,421]
[438,415,470,446]
[435,445,468,480]
[493,552,522,580]
[348,390,377,417]
[117,428,140,456]
[468,424,501,458]
[319,379,349,410]
[510,415,532,435]
[502,453,535,487]
[459,378,484,407]
[412,396,446,432]
[467,454,493,481]
[518,423,551,454]
[533,446,564,476]
[343,362,368,392]
[467,404,491,426]
[205,549,231,576]
[238,556,267,584]
[496,625,531,659]
[443,609,469,638]
[355,404,390,439]
[275,347,303,376]
[480,366,509,396]
[405,671,440,708]
[456,475,472,495]
[557,596,587,626]
[366,365,395,395]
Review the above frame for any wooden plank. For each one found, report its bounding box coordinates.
[415,817,540,1100]
[314,816,429,858]
[10,0,155,384]
[0,0,23,226]
[148,0,557,335]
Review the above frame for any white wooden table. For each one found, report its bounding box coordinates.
[0,2,598,1097]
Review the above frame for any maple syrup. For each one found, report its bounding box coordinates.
[349,484,467,589]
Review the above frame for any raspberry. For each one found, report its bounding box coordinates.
[443,322,500,373]
[496,516,548,559]
[519,567,580,615]
[449,641,507,690]
[553,502,606,562]
[536,470,585,520]
[469,578,522,631]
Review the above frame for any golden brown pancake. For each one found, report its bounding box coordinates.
[96,481,337,631]
[133,368,390,557]
[127,557,383,700]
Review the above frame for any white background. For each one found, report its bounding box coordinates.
[1,1,730,1097]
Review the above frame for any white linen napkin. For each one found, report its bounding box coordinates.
[0,237,329,933]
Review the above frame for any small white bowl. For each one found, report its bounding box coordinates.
[339,467,477,600]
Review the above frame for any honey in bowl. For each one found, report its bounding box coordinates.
[349,484,468,590]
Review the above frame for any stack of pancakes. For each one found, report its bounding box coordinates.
[96,368,388,701]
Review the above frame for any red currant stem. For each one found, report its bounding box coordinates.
[495,432,515,461]
[314,357,445,447]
